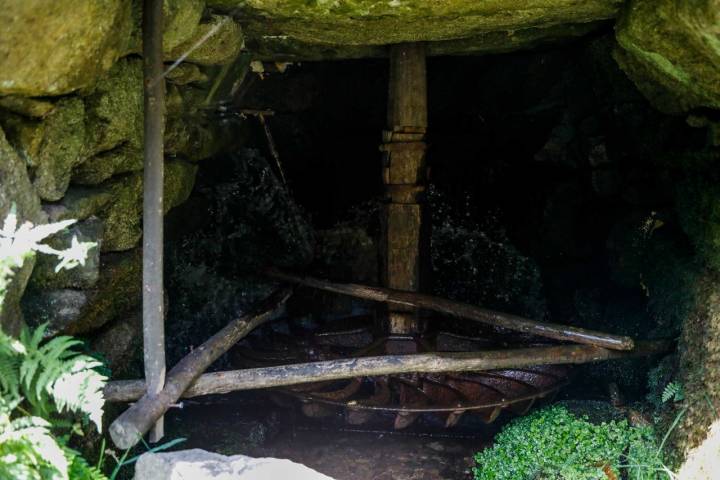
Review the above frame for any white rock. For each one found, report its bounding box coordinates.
[134,449,335,480]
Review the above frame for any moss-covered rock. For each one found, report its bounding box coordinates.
[83,57,144,155]
[102,160,198,251]
[44,187,114,224]
[614,0,720,113]
[0,0,132,96]
[164,0,206,52]
[166,63,210,86]
[73,145,144,185]
[22,248,142,336]
[167,15,244,65]
[0,97,56,118]
[165,85,221,161]
[210,0,619,58]
[0,126,44,335]
[126,0,207,57]
[247,21,608,60]
[670,269,720,462]
[1,97,86,201]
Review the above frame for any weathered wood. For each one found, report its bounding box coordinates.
[108,289,292,449]
[264,269,636,351]
[141,0,166,443]
[387,43,427,129]
[104,341,671,403]
[383,43,428,335]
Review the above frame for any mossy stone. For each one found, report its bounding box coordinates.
[22,248,142,336]
[73,145,144,186]
[1,97,86,201]
[164,0,206,52]
[246,21,607,60]
[0,97,56,118]
[167,15,244,65]
[44,187,114,224]
[0,0,132,96]
[126,0,206,57]
[210,0,620,51]
[671,269,720,461]
[614,0,720,113]
[101,160,198,252]
[166,63,210,86]
[84,57,144,155]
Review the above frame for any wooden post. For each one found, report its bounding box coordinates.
[104,340,672,403]
[382,43,428,335]
[142,0,166,443]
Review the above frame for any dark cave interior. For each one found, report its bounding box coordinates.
[161,31,705,438]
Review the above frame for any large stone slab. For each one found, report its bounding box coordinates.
[210,0,621,59]
[134,449,335,480]
[0,0,132,96]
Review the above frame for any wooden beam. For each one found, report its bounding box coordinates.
[141,0,166,443]
[263,268,636,351]
[108,289,292,450]
[104,340,671,403]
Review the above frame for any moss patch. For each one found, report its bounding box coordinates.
[101,160,198,252]
[83,57,143,155]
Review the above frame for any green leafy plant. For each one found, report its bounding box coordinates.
[0,324,109,480]
[0,206,94,305]
[0,210,104,479]
[473,405,669,480]
[661,382,684,404]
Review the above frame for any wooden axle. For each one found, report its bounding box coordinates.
[104,340,671,403]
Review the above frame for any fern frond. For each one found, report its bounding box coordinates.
[51,357,107,431]
[0,354,20,397]
[65,447,109,480]
[0,415,68,480]
[662,382,684,403]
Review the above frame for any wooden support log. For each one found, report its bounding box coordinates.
[141,0,166,443]
[104,340,671,403]
[263,269,636,351]
[108,289,292,449]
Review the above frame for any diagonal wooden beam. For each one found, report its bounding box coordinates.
[263,268,636,351]
[108,289,292,450]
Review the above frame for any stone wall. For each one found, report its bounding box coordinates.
[0,0,243,346]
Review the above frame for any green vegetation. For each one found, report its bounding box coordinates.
[0,210,106,479]
[473,405,670,480]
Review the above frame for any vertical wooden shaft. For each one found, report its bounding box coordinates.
[142,0,166,443]
[382,43,427,336]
